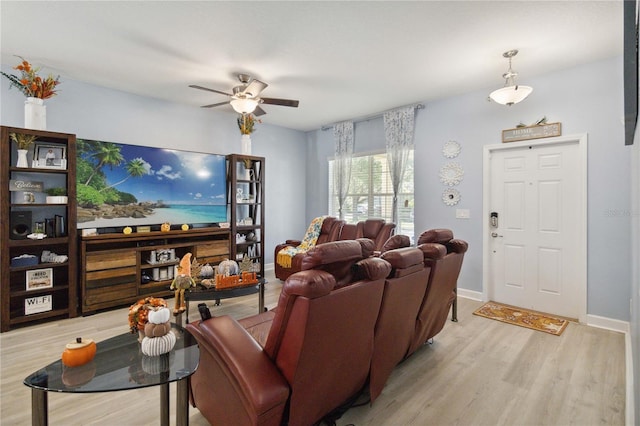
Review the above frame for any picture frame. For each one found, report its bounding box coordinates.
[33,143,67,169]
[25,268,53,291]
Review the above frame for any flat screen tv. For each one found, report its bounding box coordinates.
[76,139,227,230]
[624,0,638,146]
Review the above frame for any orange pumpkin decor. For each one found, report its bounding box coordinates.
[161,222,171,232]
[61,337,97,367]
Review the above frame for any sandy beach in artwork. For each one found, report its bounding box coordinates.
[78,207,223,229]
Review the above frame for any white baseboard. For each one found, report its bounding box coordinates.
[264,262,274,272]
[625,330,634,426]
[585,314,630,334]
[458,288,483,301]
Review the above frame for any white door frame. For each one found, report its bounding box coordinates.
[482,133,588,323]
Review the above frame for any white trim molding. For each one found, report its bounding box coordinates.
[482,133,588,324]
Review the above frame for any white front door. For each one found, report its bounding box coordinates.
[484,135,586,320]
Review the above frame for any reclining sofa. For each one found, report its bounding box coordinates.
[186,229,467,424]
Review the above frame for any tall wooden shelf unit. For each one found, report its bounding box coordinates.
[79,228,230,314]
[227,154,265,278]
[0,126,78,332]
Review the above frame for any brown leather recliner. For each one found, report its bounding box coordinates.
[186,240,391,426]
[356,218,396,252]
[407,229,468,356]
[368,246,429,402]
[274,216,344,281]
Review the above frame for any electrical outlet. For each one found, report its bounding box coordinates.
[456,209,470,219]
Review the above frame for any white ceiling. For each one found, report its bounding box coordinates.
[1,1,623,132]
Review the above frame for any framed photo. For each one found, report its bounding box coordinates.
[34,143,67,169]
[25,268,53,291]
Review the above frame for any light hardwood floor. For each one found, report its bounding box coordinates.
[1,270,625,425]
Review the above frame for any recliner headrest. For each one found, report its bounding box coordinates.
[300,240,363,269]
[417,229,454,245]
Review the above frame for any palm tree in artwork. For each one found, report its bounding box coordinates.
[99,158,148,192]
[84,142,125,186]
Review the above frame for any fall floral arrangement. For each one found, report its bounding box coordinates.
[1,57,61,99]
[237,113,261,135]
[128,297,168,333]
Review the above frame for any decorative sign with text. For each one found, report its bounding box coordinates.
[502,123,562,143]
[25,295,53,315]
[9,180,43,192]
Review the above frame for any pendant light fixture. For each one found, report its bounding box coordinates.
[489,49,533,106]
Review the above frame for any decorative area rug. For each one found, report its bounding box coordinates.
[473,301,569,336]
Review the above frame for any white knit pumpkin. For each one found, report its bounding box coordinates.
[200,264,214,278]
[148,307,171,324]
[141,332,176,356]
[217,259,239,276]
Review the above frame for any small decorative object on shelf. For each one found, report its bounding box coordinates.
[160,222,171,232]
[181,223,189,231]
[123,226,132,234]
[170,253,196,315]
[9,132,38,167]
[61,337,97,367]
[237,113,261,155]
[1,57,61,130]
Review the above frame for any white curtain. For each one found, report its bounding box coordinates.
[333,121,354,220]
[384,106,415,224]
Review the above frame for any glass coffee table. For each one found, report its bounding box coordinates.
[24,324,198,426]
[184,278,266,323]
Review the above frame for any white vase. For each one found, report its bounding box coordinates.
[241,134,252,155]
[24,97,46,130]
[16,149,29,168]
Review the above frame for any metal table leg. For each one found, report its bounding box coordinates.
[451,287,458,322]
[160,382,169,426]
[31,388,47,426]
[177,377,190,426]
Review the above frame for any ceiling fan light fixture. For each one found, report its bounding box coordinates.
[230,97,259,114]
[489,49,533,106]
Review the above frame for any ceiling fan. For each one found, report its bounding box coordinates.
[189,74,299,116]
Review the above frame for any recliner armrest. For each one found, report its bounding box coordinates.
[186,317,289,425]
[417,243,447,260]
[285,239,302,246]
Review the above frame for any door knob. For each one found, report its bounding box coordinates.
[491,232,503,238]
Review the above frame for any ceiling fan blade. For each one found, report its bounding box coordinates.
[201,101,230,108]
[189,84,232,97]
[261,97,299,108]
[243,79,268,97]
[253,105,267,116]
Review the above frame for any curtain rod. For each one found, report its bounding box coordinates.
[321,103,425,131]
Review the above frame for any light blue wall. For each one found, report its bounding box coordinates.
[1,71,309,265]
[306,56,631,321]
[2,56,631,321]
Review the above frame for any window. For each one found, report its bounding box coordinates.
[329,151,414,241]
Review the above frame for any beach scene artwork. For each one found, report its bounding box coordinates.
[76,139,227,229]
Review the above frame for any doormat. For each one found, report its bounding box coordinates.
[473,301,569,336]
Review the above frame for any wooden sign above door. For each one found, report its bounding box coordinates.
[502,122,562,143]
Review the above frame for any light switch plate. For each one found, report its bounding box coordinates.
[456,209,470,219]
